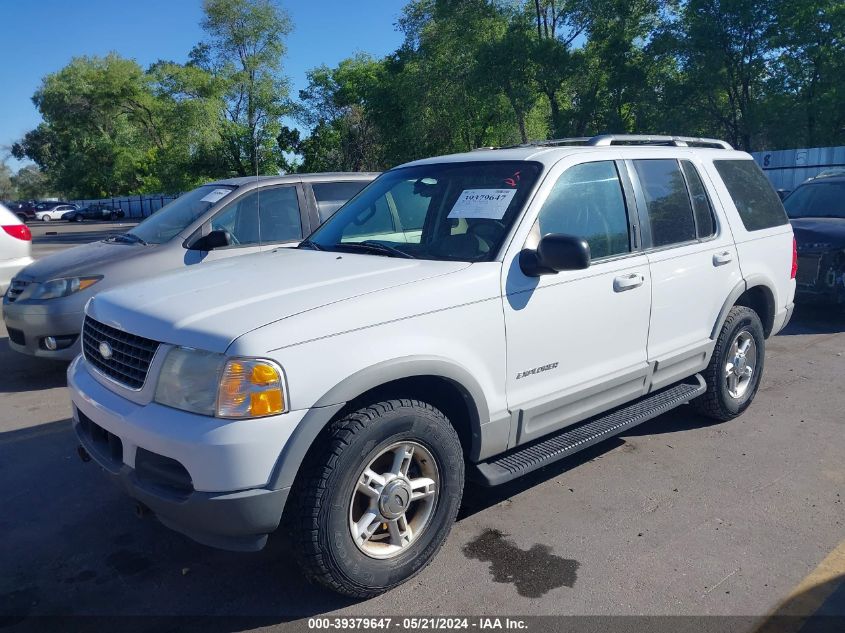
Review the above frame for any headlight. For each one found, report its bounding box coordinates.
[21,276,102,300]
[154,347,287,418]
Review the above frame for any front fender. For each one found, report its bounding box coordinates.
[268,356,493,491]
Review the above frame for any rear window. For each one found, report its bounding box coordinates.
[313,181,370,222]
[714,160,788,231]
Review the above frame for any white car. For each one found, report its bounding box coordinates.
[0,203,34,295]
[69,135,795,597]
[34,203,77,221]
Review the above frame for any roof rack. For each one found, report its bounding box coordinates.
[588,134,733,149]
[477,134,733,151]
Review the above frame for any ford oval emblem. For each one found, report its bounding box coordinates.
[98,341,113,360]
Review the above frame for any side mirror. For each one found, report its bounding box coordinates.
[519,233,591,276]
[190,229,231,251]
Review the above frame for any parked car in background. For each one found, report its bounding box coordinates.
[0,203,34,294]
[808,167,845,181]
[3,201,38,222]
[62,205,125,222]
[66,135,795,597]
[784,175,845,306]
[4,172,377,359]
[34,203,78,221]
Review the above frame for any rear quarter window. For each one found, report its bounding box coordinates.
[713,160,788,231]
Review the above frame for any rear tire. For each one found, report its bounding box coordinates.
[289,399,464,598]
[693,305,765,421]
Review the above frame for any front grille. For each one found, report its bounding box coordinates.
[82,316,160,389]
[5,279,31,303]
[796,255,821,287]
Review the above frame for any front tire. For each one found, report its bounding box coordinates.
[41,215,51,222]
[693,305,765,421]
[290,399,464,598]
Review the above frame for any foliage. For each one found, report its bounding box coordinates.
[12,0,845,195]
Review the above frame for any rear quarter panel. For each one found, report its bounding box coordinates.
[700,157,796,314]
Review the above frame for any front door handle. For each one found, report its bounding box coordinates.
[613,273,645,292]
[713,251,733,266]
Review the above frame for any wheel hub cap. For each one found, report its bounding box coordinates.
[725,330,757,399]
[348,440,440,559]
[379,479,412,519]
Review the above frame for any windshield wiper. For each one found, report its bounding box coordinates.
[298,238,324,251]
[331,241,414,259]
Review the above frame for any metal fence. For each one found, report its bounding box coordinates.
[70,193,181,219]
[752,146,845,193]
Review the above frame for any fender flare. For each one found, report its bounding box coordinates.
[711,277,778,339]
[268,356,491,491]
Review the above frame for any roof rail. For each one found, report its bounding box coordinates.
[588,134,733,149]
[473,134,733,151]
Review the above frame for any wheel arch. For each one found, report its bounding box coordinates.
[712,278,777,339]
[268,357,490,491]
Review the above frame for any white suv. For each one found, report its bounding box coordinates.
[69,135,796,597]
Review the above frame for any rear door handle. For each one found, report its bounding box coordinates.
[713,251,733,266]
[613,273,645,292]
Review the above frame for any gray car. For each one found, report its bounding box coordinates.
[3,173,377,360]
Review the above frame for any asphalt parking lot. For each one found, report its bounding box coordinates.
[1,224,843,630]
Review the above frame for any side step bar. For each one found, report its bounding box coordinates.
[472,376,706,486]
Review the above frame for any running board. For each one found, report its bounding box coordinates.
[472,376,706,486]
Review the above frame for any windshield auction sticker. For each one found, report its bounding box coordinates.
[448,188,517,220]
[200,188,233,203]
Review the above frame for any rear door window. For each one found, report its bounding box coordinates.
[313,181,370,222]
[257,186,302,243]
[713,159,788,231]
[632,159,697,248]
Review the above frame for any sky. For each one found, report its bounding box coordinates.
[0,0,405,170]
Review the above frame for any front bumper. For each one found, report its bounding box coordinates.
[68,356,307,551]
[2,297,82,360]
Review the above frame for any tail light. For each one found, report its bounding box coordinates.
[791,237,798,279]
[2,224,32,241]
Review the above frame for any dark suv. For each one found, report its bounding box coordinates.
[3,201,37,222]
[784,175,845,305]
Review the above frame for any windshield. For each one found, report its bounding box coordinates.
[306,161,542,261]
[127,184,236,244]
[784,182,845,219]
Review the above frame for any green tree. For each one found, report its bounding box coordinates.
[766,0,845,147]
[198,0,293,175]
[0,162,14,199]
[13,54,162,197]
[664,0,778,150]
[11,165,52,200]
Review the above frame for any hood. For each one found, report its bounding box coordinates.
[16,239,150,282]
[790,217,845,251]
[87,248,471,352]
